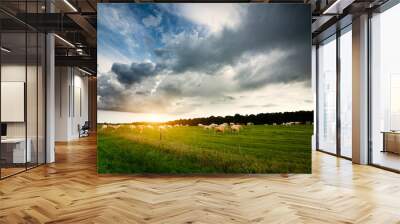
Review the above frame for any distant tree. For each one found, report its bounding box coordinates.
[161,111,313,126]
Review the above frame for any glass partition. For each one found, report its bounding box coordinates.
[1,31,28,177]
[317,35,337,154]
[27,31,38,169]
[0,1,46,179]
[38,32,45,165]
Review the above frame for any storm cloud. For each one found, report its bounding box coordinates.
[111,62,160,86]
[157,4,310,85]
[97,3,312,120]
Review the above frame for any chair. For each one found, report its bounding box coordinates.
[79,121,90,138]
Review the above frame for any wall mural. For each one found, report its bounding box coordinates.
[97,3,313,174]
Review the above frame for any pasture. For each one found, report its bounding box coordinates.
[97,124,312,174]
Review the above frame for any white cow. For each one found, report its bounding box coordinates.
[99,124,108,130]
[231,125,242,133]
[214,125,225,133]
[146,125,153,129]
[203,125,212,130]
[137,125,144,133]
[209,123,218,128]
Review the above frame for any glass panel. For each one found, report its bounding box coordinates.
[38,32,45,165]
[27,31,38,169]
[1,31,27,177]
[0,1,46,179]
[312,45,317,150]
[371,3,400,171]
[318,36,337,154]
[339,28,352,158]
[26,0,40,169]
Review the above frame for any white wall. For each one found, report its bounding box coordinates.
[54,67,89,141]
[1,65,26,138]
[55,67,70,141]
[1,63,46,164]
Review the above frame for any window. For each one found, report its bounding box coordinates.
[339,27,352,158]
[317,35,337,154]
[370,2,400,171]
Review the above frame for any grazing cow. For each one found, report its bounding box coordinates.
[146,125,153,129]
[231,125,242,133]
[137,125,144,133]
[129,125,136,130]
[198,123,204,127]
[247,122,254,126]
[214,125,225,133]
[110,125,120,129]
[203,125,212,130]
[100,124,108,130]
[229,123,235,126]
[209,123,218,128]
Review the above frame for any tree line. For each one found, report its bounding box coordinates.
[163,111,313,126]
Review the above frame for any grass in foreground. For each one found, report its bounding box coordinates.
[97,125,312,174]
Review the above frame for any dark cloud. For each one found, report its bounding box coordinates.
[263,103,277,108]
[111,62,160,85]
[98,78,173,113]
[210,95,235,104]
[241,105,258,108]
[97,73,127,111]
[160,83,182,96]
[240,103,277,108]
[156,4,311,88]
[234,53,310,90]
[136,91,150,95]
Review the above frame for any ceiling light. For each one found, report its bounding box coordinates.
[1,47,11,53]
[78,67,93,76]
[322,0,354,15]
[63,0,78,12]
[54,34,75,48]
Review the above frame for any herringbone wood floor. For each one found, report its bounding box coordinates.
[1,136,400,224]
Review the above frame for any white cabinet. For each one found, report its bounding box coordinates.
[1,138,32,163]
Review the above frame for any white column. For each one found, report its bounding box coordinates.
[46,32,55,163]
[352,14,369,164]
[311,45,317,150]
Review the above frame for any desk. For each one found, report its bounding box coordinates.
[1,138,31,163]
[382,131,400,154]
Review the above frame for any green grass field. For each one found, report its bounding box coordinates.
[97,124,312,174]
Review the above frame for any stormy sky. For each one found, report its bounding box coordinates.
[97,3,312,123]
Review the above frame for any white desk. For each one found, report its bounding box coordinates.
[1,138,31,163]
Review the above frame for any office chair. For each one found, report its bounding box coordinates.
[79,121,90,138]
